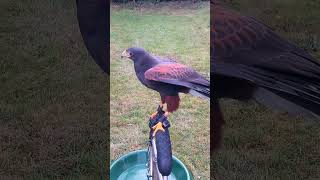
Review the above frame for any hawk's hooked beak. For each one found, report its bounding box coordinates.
[121,50,131,59]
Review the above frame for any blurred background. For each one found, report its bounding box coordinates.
[1,0,107,179]
[213,0,320,179]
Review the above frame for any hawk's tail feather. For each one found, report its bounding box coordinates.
[189,86,210,100]
[213,63,320,119]
[253,87,320,119]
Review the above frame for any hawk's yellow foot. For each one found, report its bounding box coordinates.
[152,122,165,136]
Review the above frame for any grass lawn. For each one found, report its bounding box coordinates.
[213,1,320,179]
[1,0,107,178]
[110,2,210,179]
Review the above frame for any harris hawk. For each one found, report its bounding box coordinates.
[121,47,210,133]
[211,1,320,150]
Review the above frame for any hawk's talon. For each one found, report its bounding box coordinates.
[150,111,158,119]
[150,104,165,119]
[157,104,164,113]
[152,122,165,137]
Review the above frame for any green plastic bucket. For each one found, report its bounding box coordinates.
[110,149,193,180]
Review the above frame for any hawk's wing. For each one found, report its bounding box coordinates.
[211,3,320,117]
[144,63,209,94]
[212,4,319,69]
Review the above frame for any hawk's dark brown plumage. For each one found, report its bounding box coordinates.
[211,1,320,150]
[122,47,210,112]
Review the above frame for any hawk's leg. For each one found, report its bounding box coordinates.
[152,104,169,136]
[150,103,164,119]
[212,99,225,151]
[151,107,169,137]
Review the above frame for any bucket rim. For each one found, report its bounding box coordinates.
[110,149,193,180]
